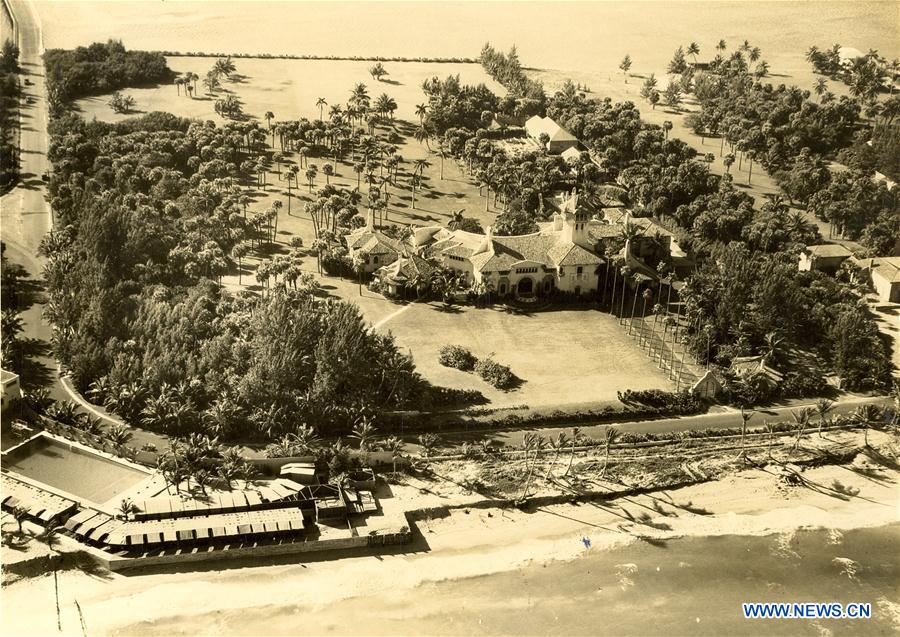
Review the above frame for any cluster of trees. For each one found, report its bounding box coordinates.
[478,43,547,120]
[807,168,899,252]
[672,38,899,255]
[156,434,256,495]
[40,105,442,440]
[806,45,896,105]
[0,39,20,192]
[686,48,860,176]
[837,104,900,182]
[45,40,172,116]
[419,73,499,135]
[681,242,892,394]
[0,243,29,377]
[107,90,136,113]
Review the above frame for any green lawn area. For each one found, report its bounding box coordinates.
[375,303,675,408]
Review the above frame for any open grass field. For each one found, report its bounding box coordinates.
[75,56,504,123]
[378,304,675,408]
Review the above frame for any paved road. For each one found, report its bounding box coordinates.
[436,394,893,451]
[2,0,50,258]
[1,0,63,402]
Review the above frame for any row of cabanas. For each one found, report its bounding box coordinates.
[64,505,307,552]
[1,473,77,525]
[134,479,308,521]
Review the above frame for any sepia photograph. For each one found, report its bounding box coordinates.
[0,0,898,634]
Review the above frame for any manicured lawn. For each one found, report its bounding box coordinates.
[375,303,675,408]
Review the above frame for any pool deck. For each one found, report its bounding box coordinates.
[1,432,160,514]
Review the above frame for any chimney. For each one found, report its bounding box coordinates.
[366,207,375,231]
[474,226,495,256]
[553,213,563,231]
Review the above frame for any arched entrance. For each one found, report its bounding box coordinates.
[517,277,534,297]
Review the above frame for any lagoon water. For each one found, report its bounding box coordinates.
[34,1,899,77]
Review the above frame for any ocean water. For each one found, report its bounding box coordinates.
[125,524,900,635]
[34,1,899,75]
[309,524,900,636]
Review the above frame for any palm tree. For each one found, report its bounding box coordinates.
[737,408,754,459]
[117,498,139,521]
[813,78,828,101]
[854,404,881,447]
[106,424,133,453]
[316,97,327,120]
[323,163,334,185]
[415,103,427,124]
[601,427,619,476]
[723,153,735,174]
[545,431,569,482]
[350,416,376,451]
[414,125,431,150]
[814,398,834,437]
[763,331,784,364]
[289,423,321,454]
[417,433,439,457]
[687,42,700,63]
[409,174,421,209]
[765,422,777,459]
[518,433,545,502]
[382,436,404,472]
[790,407,811,453]
[264,110,275,135]
[563,427,582,477]
[231,241,250,284]
[9,505,28,533]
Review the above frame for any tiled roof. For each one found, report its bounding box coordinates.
[378,254,436,284]
[525,115,577,143]
[729,355,784,382]
[346,230,402,256]
[807,244,853,258]
[555,244,604,267]
[874,261,900,283]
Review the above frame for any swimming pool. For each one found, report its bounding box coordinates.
[2,435,150,505]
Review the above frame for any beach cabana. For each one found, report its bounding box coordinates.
[162,529,178,546]
[127,533,146,548]
[247,490,270,505]
[63,509,96,532]
[176,529,195,543]
[86,519,116,543]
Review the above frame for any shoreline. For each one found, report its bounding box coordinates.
[3,442,898,635]
[159,51,477,64]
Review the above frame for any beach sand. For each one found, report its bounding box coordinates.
[2,440,897,636]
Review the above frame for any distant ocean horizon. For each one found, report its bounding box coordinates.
[34,1,899,76]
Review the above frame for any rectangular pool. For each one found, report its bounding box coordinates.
[2,435,150,505]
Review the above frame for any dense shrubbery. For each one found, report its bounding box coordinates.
[45,40,172,115]
[617,389,704,414]
[438,345,477,371]
[474,357,517,390]
[479,43,547,119]
[436,346,518,390]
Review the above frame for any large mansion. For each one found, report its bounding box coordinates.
[345,192,680,300]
